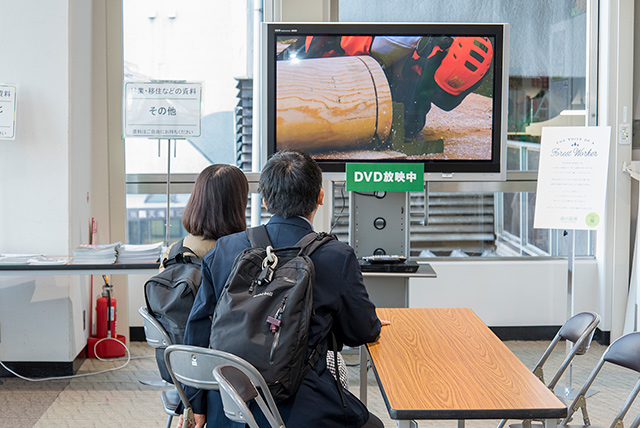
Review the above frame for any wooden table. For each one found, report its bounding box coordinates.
[367,308,567,428]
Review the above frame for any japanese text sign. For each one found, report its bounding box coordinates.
[346,163,424,192]
[0,84,17,140]
[534,126,611,230]
[123,82,202,138]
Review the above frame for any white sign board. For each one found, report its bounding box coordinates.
[123,82,201,138]
[0,84,17,140]
[534,126,611,230]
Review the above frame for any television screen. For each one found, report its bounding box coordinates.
[262,22,509,180]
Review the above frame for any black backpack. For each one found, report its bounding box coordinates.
[144,239,202,383]
[209,226,335,402]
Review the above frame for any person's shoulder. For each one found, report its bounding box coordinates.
[314,235,355,258]
[183,234,216,259]
[202,230,250,262]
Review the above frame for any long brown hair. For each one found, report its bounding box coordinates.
[182,164,248,240]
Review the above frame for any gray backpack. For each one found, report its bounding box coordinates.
[145,239,201,382]
[209,226,335,402]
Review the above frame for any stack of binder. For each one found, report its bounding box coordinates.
[72,242,120,264]
[117,242,163,264]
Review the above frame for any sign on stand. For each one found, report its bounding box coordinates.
[534,126,611,230]
[534,126,610,399]
[0,84,17,140]
[123,81,202,138]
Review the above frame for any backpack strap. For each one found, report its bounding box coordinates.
[295,232,337,257]
[163,238,201,268]
[247,225,273,248]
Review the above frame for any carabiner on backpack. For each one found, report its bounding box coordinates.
[256,246,278,287]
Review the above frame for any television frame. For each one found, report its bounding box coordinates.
[261,22,509,181]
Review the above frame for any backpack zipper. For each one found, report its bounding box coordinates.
[268,296,288,364]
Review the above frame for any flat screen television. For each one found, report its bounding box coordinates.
[262,22,509,181]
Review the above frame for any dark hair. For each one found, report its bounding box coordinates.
[182,164,248,240]
[258,149,322,218]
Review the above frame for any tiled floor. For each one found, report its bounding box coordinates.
[0,339,639,427]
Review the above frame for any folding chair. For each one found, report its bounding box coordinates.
[506,331,640,428]
[138,306,179,428]
[138,305,174,385]
[498,311,600,428]
[164,344,285,428]
[560,331,640,428]
[214,365,285,428]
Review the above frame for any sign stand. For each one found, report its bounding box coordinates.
[533,127,610,400]
[164,138,172,246]
[553,230,598,399]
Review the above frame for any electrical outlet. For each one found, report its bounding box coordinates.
[620,123,631,145]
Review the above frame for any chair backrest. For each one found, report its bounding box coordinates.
[214,365,285,428]
[562,331,640,428]
[138,306,172,349]
[163,344,285,427]
[532,311,600,390]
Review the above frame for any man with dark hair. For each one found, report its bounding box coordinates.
[180,149,384,428]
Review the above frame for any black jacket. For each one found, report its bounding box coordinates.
[183,215,381,427]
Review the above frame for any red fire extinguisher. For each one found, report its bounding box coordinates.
[87,275,126,359]
[96,275,116,338]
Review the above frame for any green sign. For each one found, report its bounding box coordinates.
[346,163,424,192]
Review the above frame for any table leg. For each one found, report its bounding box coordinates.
[543,419,559,428]
[360,345,367,405]
[457,420,465,428]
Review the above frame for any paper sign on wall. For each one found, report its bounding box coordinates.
[533,126,611,230]
[123,81,202,138]
[0,84,17,140]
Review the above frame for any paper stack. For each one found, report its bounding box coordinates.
[117,242,163,264]
[72,242,121,264]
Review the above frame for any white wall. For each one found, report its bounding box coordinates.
[410,259,600,328]
[0,1,70,254]
[0,0,96,362]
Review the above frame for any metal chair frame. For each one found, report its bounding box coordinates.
[138,306,178,428]
[164,344,285,428]
[499,311,601,428]
[561,332,640,428]
[214,365,285,428]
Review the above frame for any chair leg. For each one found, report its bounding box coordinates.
[165,414,173,428]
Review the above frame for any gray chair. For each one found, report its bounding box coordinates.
[164,344,285,428]
[138,306,179,428]
[507,331,640,428]
[628,412,640,428]
[214,365,285,428]
[560,331,640,428]
[499,311,600,428]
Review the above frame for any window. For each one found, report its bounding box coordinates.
[123,0,254,244]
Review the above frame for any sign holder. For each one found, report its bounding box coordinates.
[122,80,202,246]
[164,138,173,247]
[533,126,610,400]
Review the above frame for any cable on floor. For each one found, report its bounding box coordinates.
[0,336,133,382]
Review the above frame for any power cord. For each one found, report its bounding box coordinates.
[0,336,142,382]
[354,191,387,199]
